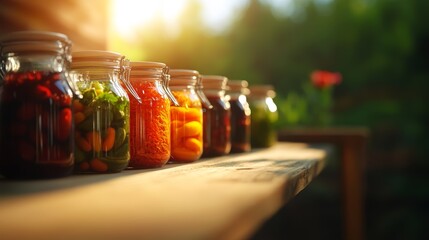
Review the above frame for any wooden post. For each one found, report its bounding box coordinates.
[278,127,369,240]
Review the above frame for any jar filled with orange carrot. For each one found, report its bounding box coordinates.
[127,61,172,168]
[201,75,231,157]
[71,51,135,173]
[168,69,203,162]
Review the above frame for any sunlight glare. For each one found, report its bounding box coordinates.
[111,0,187,39]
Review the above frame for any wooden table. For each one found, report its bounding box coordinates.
[0,143,328,240]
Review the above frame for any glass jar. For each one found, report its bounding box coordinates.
[0,31,76,179]
[248,85,278,148]
[168,69,203,162]
[201,75,231,157]
[227,80,251,153]
[127,61,171,168]
[71,50,132,173]
[195,73,213,110]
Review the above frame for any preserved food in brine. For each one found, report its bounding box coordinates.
[169,69,203,162]
[201,75,231,157]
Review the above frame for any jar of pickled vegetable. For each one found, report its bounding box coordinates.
[169,69,203,162]
[71,50,134,173]
[201,75,231,157]
[0,31,77,179]
[127,61,171,168]
[227,80,251,153]
[248,85,278,148]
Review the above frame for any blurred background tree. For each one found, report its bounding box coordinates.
[109,0,428,239]
[2,0,427,238]
[111,0,428,166]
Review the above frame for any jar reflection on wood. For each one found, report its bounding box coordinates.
[227,80,251,153]
[127,61,171,168]
[169,69,203,162]
[248,85,278,148]
[201,75,231,157]
[0,31,76,179]
[71,50,133,173]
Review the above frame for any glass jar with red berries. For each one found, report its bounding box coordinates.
[227,80,251,153]
[0,31,77,179]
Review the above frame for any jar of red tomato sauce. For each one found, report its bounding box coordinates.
[169,69,203,162]
[71,51,135,173]
[227,80,251,153]
[201,75,231,157]
[127,61,172,168]
[0,31,77,178]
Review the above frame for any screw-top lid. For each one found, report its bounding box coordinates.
[249,84,276,98]
[201,75,228,90]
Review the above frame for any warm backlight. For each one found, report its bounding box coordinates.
[110,0,187,39]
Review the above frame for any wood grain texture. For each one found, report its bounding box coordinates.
[0,143,328,240]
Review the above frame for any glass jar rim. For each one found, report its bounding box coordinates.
[249,85,276,98]
[131,61,166,69]
[169,69,199,78]
[0,31,71,55]
[0,31,71,45]
[227,80,250,93]
[129,61,166,77]
[71,50,125,69]
[228,80,248,88]
[201,75,228,90]
[169,69,199,86]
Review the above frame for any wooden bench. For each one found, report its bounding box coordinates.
[0,142,329,239]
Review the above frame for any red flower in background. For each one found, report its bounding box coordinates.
[310,70,342,89]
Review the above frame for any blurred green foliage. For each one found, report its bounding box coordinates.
[111,1,429,238]
[114,0,429,165]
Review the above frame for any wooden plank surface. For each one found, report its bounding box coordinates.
[0,143,328,240]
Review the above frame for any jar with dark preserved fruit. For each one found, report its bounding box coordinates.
[0,31,77,179]
[227,80,251,153]
[127,61,171,168]
[201,75,231,157]
[71,50,135,173]
[169,69,203,162]
[248,85,278,148]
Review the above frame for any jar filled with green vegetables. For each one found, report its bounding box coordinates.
[248,85,278,148]
[71,50,137,173]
